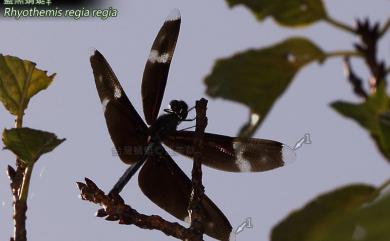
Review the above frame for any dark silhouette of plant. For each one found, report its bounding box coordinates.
[205,1,389,143]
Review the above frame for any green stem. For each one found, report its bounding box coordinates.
[15,115,23,128]
[385,67,390,76]
[14,90,24,189]
[379,18,390,37]
[12,64,34,241]
[324,16,356,34]
[378,178,390,193]
[325,51,362,59]
[15,66,33,128]
[19,165,33,202]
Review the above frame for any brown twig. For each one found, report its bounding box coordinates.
[379,17,390,37]
[8,164,27,241]
[77,178,202,241]
[188,98,208,239]
[340,18,388,98]
[354,18,387,93]
[9,114,27,241]
[343,57,368,99]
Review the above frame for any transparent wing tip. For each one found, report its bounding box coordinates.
[166,8,181,22]
[89,47,98,57]
[282,144,297,165]
[229,232,236,241]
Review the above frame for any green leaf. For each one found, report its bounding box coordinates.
[204,37,325,136]
[331,85,390,161]
[271,184,378,241]
[2,127,65,165]
[226,0,327,27]
[321,193,390,241]
[0,54,55,116]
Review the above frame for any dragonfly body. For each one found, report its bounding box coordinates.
[148,100,188,143]
[109,100,189,194]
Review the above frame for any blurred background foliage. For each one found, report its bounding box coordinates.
[204,0,390,240]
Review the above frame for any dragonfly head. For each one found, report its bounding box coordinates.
[164,100,188,121]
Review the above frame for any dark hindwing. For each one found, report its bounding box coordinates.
[138,145,232,241]
[163,131,296,172]
[141,10,181,125]
[90,50,148,164]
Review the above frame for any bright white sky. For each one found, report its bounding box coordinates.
[1,1,390,241]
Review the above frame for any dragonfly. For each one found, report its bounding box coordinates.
[90,9,295,241]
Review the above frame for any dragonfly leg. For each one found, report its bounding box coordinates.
[178,125,196,132]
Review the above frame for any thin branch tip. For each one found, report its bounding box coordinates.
[77,178,201,240]
[343,57,368,99]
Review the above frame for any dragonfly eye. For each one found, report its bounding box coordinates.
[179,110,188,120]
[168,100,188,120]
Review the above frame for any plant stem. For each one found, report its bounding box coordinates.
[325,51,362,59]
[189,98,208,239]
[11,68,30,241]
[15,117,23,128]
[379,17,390,37]
[343,57,368,99]
[385,67,390,76]
[324,16,356,34]
[19,165,33,202]
[378,178,390,193]
[13,200,27,241]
